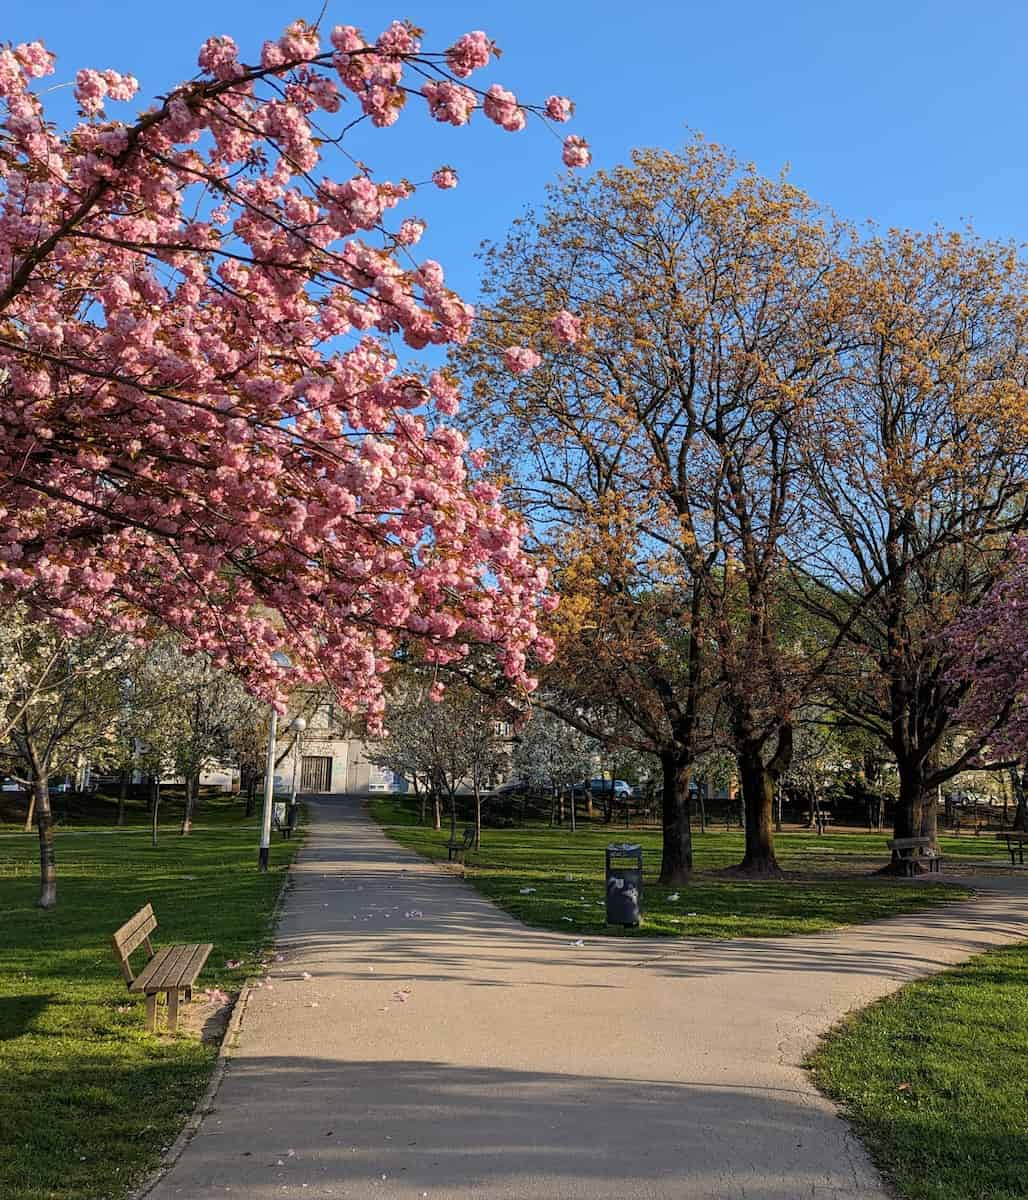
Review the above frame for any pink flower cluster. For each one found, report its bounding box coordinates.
[432,166,459,189]
[552,309,582,344]
[562,135,592,168]
[445,31,494,77]
[483,84,526,133]
[422,80,477,126]
[503,346,543,375]
[73,67,139,116]
[544,95,573,122]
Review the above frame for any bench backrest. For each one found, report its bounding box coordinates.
[887,837,932,850]
[111,904,157,985]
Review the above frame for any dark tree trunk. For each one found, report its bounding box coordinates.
[34,773,56,909]
[736,745,782,876]
[244,770,257,818]
[151,777,161,847]
[473,781,482,850]
[1009,764,1028,832]
[879,756,926,873]
[117,768,129,826]
[658,751,693,884]
[180,771,200,835]
[920,787,939,845]
[892,758,925,840]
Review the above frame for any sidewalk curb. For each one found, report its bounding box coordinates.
[128,826,304,1200]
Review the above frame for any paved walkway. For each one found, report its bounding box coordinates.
[150,797,1028,1200]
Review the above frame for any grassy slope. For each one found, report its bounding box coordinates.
[810,941,1028,1200]
[369,796,992,938]
[0,793,298,1200]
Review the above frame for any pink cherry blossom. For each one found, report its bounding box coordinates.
[396,218,426,246]
[551,309,582,344]
[544,95,573,122]
[503,347,543,375]
[445,31,494,78]
[483,84,526,133]
[432,166,459,189]
[562,135,592,168]
[422,80,477,126]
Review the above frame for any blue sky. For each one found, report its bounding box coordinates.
[8,0,1026,305]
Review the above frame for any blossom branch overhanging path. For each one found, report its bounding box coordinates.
[0,19,589,729]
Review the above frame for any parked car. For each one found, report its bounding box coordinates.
[573,778,633,801]
[492,777,530,797]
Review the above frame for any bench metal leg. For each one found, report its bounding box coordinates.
[167,988,179,1034]
[184,986,193,1003]
[144,993,157,1033]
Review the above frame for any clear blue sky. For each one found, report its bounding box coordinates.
[8,0,1026,304]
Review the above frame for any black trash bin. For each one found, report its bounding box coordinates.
[605,842,642,927]
[286,800,300,838]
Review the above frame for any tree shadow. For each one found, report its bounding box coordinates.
[160,1055,885,1199]
[0,992,51,1038]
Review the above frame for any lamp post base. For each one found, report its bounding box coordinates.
[258,845,269,871]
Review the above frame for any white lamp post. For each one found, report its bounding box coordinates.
[259,651,292,871]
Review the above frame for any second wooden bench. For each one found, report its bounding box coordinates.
[111,903,212,1033]
[886,836,943,877]
[996,831,1028,866]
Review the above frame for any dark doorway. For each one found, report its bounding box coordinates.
[301,756,333,793]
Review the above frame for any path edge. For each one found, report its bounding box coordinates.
[126,821,306,1200]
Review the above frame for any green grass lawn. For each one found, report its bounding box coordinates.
[0,792,299,1200]
[369,797,998,938]
[810,940,1028,1200]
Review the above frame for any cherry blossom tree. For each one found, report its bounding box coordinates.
[0,21,587,741]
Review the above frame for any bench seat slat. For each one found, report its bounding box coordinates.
[131,942,200,993]
[168,943,213,990]
[146,943,200,991]
[129,944,180,992]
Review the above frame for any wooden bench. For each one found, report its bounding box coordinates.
[887,836,943,877]
[111,904,212,1034]
[447,824,476,863]
[996,831,1028,866]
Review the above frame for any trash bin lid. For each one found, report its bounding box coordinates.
[606,842,642,855]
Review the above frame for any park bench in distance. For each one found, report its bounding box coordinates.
[887,836,943,877]
[996,831,1028,866]
[447,824,476,863]
[111,903,212,1034]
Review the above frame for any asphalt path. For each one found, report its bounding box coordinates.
[147,795,1028,1200]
